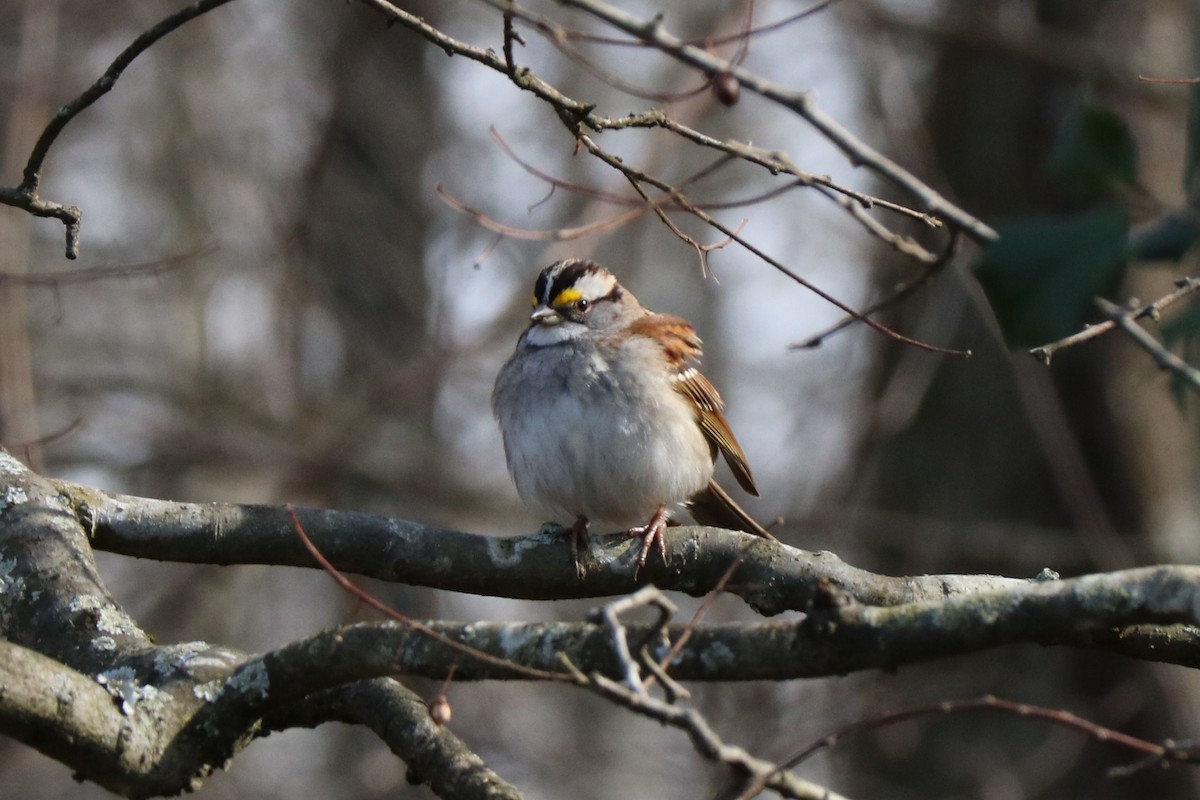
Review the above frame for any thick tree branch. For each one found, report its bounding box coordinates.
[0,451,517,798]
[5,452,1200,676]
[78,480,1024,614]
[0,641,151,793]
[223,572,1200,683]
[7,448,1200,795]
[263,679,520,800]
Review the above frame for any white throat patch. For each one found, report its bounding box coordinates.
[524,320,586,347]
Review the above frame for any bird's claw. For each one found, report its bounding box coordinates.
[628,504,670,577]
[569,515,589,579]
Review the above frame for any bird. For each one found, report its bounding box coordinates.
[492,258,775,571]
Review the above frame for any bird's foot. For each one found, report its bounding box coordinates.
[539,517,590,578]
[569,515,590,578]
[628,504,670,576]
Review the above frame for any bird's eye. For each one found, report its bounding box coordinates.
[575,298,590,312]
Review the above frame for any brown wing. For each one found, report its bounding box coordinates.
[627,314,759,496]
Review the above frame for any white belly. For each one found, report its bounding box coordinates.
[494,339,713,527]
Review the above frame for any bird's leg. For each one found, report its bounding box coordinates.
[570,514,590,578]
[628,504,670,574]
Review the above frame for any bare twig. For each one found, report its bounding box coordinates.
[578,134,970,355]
[563,663,851,800]
[492,125,885,219]
[520,0,838,49]
[1139,75,1200,84]
[1030,277,1200,363]
[655,556,743,679]
[649,116,946,231]
[286,506,570,683]
[736,694,1200,799]
[1096,297,1200,391]
[557,0,997,243]
[437,184,643,240]
[589,586,677,693]
[1,416,82,452]
[0,0,237,258]
[792,229,961,348]
[621,171,742,276]
[0,187,81,259]
[0,244,216,286]
[357,0,982,329]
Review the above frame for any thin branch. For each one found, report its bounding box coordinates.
[556,0,997,243]
[492,126,861,216]
[562,661,851,800]
[1,417,82,452]
[1030,277,1200,363]
[655,556,742,681]
[736,694,1200,800]
[589,586,677,693]
[1096,297,1200,391]
[792,229,961,349]
[577,133,969,355]
[490,127,633,204]
[620,171,741,276]
[17,0,236,194]
[0,187,81,259]
[437,184,644,240]
[541,17,715,103]
[514,0,838,49]
[0,0,237,258]
[0,244,215,286]
[637,113,946,230]
[287,506,570,683]
[1139,75,1200,84]
[357,0,596,120]
[260,678,521,800]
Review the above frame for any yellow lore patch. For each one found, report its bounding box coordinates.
[551,287,582,307]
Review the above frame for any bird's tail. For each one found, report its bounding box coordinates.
[686,480,776,541]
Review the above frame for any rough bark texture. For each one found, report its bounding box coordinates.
[5,449,1200,795]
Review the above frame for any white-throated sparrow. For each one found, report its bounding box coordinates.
[493,258,775,569]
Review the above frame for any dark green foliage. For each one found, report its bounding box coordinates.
[1049,98,1139,195]
[1128,209,1200,263]
[975,207,1129,347]
[973,97,1144,347]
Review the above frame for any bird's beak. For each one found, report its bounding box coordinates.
[530,305,562,326]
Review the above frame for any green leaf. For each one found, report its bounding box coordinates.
[1049,99,1138,195]
[1128,208,1200,262]
[974,206,1130,348]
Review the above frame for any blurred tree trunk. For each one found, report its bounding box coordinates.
[0,0,58,469]
[286,10,444,796]
[844,1,1200,798]
[281,5,445,513]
